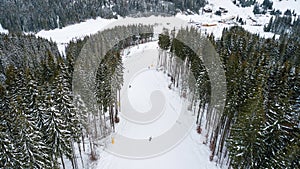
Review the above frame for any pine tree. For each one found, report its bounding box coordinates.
[15,68,52,168]
[158,31,170,50]
[264,16,273,32]
[42,85,70,168]
[0,83,16,168]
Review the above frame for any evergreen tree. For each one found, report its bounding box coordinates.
[158,31,171,50]
[0,83,16,168]
[42,86,71,168]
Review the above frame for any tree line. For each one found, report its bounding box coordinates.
[264,15,300,43]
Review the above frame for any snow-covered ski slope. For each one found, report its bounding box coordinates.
[95,42,220,169]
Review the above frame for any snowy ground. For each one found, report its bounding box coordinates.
[35,16,187,55]
[35,17,116,55]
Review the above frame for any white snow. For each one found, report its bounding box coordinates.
[0,24,8,34]
[36,17,116,43]
[36,17,116,55]
[36,16,187,55]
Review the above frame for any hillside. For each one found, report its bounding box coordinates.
[0,0,205,32]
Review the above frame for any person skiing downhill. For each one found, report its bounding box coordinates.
[149,136,152,141]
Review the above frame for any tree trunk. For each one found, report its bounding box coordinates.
[157,51,161,67]
[99,106,104,136]
[205,106,212,130]
[110,104,115,132]
[71,140,78,169]
[60,151,66,169]
[198,101,205,127]
[210,123,220,158]
[78,142,84,168]
[118,89,121,112]
[89,136,95,160]
[81,130,85,152]
[196,102,201,124]
[176,66,180,88]
[93,113,98,138]
[103,107,108,137]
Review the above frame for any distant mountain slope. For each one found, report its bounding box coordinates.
[0,0,206,32]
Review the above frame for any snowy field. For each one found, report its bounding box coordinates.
[35,16,187,55]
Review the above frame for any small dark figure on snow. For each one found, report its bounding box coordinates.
[149,136,152,141]
[129,85,131,88]
[170,76,175,84]
[168,83,172,89]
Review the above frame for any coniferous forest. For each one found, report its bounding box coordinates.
[0,33,78,168]
[213,27,299,168]
[0,25,155,168]
[157,26,299,168]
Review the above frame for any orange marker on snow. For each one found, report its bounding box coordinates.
[112,137,115,144]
